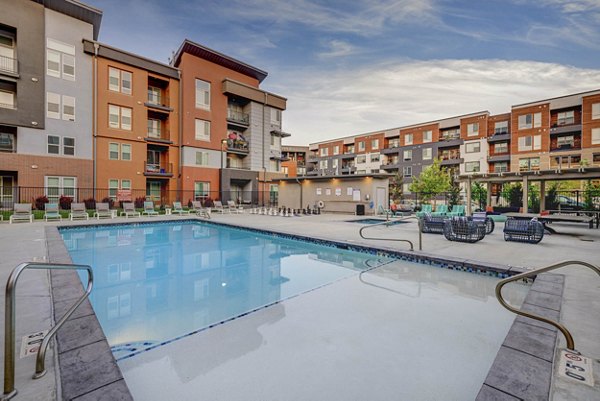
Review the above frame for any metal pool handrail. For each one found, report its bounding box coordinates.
[495,260,600,351]
[358,216,422,251]
[2,262,93,401]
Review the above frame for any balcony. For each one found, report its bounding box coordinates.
[227,109,249,127]
[144,93,171,112]
[549,123,581,136]
[488,132,510,143]
[144,162,173,178]
[381,147,401,155]
[145,128,173,144]
[487,153,510,163]
[437,136,462,148]
[439,150,462,165]
[550,144,581,153]
[226,138,249,155]
[0,55,17,76]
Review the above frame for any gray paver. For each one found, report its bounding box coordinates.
[476,385,521,401]
[523,289,563,312]
[56,315,107,354]
[503,321,558,362]
[72,379,132,401]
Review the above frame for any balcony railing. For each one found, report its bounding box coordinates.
[227,138,249,153]
[227,109,249,126]
[144,162,173,177]
[0,55,17,74]
[439,152,461,161]
[439,133,460,141]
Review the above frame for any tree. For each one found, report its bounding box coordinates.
[409,158,451,205]
[471,182,487,210]
[389,173,403,202]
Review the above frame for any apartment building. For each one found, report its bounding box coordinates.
[306,89,600,195]
[281,145,308,177]
[0,0,101,204]
[172,39,289,205]
[83,40,180,204]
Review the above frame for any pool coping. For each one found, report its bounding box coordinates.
[49,217,564,400]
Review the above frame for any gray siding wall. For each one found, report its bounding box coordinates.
[0,0,45,129]
[18,8,94,158]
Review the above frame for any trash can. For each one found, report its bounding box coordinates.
[356,204,365,216]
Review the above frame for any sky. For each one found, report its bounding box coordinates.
[89,0,600,145]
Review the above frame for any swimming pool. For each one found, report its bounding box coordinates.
[61,220,529,400]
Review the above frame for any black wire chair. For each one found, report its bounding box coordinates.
[470,212,495,234]
[503,217,544,244]
[443,217,487,243]
[420,214,447,234]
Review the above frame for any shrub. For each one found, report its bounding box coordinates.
[83,198,96,210]
[134,196,146,209]
[59,195,73,210]
[34,195,49,210]
[203,197,214,208]
[101,197,114,209]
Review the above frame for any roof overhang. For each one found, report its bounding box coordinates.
[35,0,103,40]
[277,173,393,182]
[222,79,287,110]
[459,167,600,183]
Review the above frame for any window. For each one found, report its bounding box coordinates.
[592,128,600,145]
[333,145,339,155]
[422,130,432,143]
[467,123,479,137]
[332,159,338,169]
[270,108,281,124]
[518,112,542,130]
[121,180,131,191]
[121,144,131,160]
[592,103,600,120]
[62,95,75,121]
[0,131,15,152]
[422,148,432,160]
[195,152,209,166]
[0,88,15,109]
[47,135,60,154]
[195,79,210,110]
[108,105,132,130]
[194,182,210,198]
[533,135,541,150]
[45,176,76,203]
[403,166,412,177]
[320,147,329,156]
[465,161,480,172]
[519,157,540,171]
[195,119,210,141]
[108,67,132,94]
[319,160,328,169]
[0,33,16,73]
[46,39,75,80]
[109,143,119,160]
[494,142,508,154]
[518,136,532,151]
[404,133,413,145]
[494,162,508,173]
[371,139,379,150]
[557,110,574,126]
[358,141,365,151]
[403,183,411,193]
[370,153,380,162]
[108,179,119,199]
[389,138,399,148]
[494,121,508,135]
[345,145,355,154]
[356,155,366,164]
[557,135,574,147]
[63,137,75,156]
[47,92,60,119]
[465,142,480,153]
[271,135,280,148]
[148,86,161,105]
[403,150,412,161]
[148,119,160,138]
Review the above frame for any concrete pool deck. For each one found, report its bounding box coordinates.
[0,213,598,400]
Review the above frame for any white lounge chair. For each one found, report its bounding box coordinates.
[212,201,226,214]
[10,204,33,224]
[142,201,159,217]
[172,202,190,215]
[191,201,211,219]
[121,202,141,218]
[44,203,62,221]
[227,200,244,214]
[94,202,113,219]
[69,202,89,220]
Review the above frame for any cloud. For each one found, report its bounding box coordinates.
[273,59,600,145]
[317,40,358,59]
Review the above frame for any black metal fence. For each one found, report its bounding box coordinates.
[0,187,279,211]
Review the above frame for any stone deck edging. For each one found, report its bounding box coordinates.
[45,226,133,401]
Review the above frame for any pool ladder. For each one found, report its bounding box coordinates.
[495,260,600,351]
[2,262,93,401]
[358,216,422,251]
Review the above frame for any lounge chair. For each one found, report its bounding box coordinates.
[470,211,494,234]
[503,218,544,244]
[443,216,486,243]
[415,204,433,218]
[212,201,226,214]
[121,202,141,218]
[172,202,190,215]
[142,201,159,217]
[420,213,446,234]
[377,205,393,217]
[44,203,62,221]
[10,203,33,224]
[227,200,244,214]
[69,202,89,221]
[191,201,211,219]
[430,204,449,217]
[94,202,113,219]
[447,204,465,217]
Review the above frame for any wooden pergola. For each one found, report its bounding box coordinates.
[458,167,600,215]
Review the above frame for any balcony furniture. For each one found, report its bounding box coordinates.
[443,217,487,243]
[415,204,433,218]
[431,204,449,217]
[420,214,447,234]
[503,217,544,244]
[447,205,465,217]
[470,212,495,234]
[10,204,33,224]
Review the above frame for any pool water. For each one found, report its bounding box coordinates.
[61,221,394,359]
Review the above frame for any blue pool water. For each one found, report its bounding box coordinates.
[60,221,394,359]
